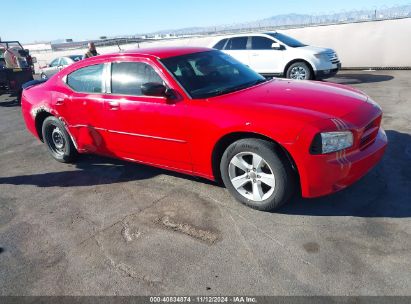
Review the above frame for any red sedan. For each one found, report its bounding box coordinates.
[21,47,387,211]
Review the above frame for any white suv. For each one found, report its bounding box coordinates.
[210,32,341,80]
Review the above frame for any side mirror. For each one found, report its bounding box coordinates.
[141,82,167,97]
[271,42,283,50]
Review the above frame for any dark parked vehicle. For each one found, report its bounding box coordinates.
[0,41,34,99]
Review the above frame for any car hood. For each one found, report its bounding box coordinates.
[218,79,368,119]
[298,45,334,54]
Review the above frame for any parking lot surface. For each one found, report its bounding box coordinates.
[0,71,410,295]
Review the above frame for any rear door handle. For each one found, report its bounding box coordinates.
[107,100,119,109]
[56,97,65,105]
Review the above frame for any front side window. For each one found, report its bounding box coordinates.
[111,62,163,96]
[161,50,266,99]
[50,58,60,67]
[251,36,274,50]
[226,37,248,50]
[66,64,104,93]
[60,58,70,65]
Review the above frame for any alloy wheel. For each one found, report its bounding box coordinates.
[290,66,307,80]
[228,152,276,202]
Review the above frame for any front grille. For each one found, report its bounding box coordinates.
[359,116,381,150]
[324,52,340,65]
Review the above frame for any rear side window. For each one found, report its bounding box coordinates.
[67,64,104,93]
[111,62,163,96]
[226,37,248,50]
[251,36,274,50]
[213,38,228,50]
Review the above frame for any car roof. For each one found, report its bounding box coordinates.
[212,32,277,40]
[101,46,213,60]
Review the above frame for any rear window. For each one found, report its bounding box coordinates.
[67,64,104,93]
[69,55,83,62]
[213,38,228,50]
[226,37,248,50]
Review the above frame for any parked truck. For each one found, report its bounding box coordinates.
[0,41,35,101]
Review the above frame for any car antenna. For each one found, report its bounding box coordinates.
[117,41,123,52]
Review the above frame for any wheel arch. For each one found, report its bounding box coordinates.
[34,110,54,141]
[284,59,315,80]
[211,131,300,185]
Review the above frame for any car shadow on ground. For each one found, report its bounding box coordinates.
[0,154,216,188]
[0,131,409,218]
[277,130,411,218]
[326,73,394,85]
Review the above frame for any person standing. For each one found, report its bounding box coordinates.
[83,42,99,59]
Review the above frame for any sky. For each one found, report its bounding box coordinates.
[0,0,408,43]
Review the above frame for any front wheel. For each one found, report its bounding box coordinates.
[220,139,295,211]
[42,116,77,163]
[286,62,312,80]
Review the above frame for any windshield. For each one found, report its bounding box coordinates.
[160,50,266,99]
[266,32,306,48]
[69,55,82,62]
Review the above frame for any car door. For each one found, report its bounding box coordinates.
[222,37,250,67]
[55,63,108,153]
[102,59,191,171]
[248,36,285,74]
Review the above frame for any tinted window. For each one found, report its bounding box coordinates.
[251,36,274,50]
[111,62,163,96]
[226,37,248,50]
[213,39,228,50]
[67,64,104,93]
[161,50,266,99]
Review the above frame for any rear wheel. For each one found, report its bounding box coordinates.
[42,116,77,163]
[220,139,294,211]
[286,62,312,80]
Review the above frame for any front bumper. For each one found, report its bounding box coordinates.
[315,63,341,79]
[299,127,387,198]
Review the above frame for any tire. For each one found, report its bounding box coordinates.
[40,73,48,80]
[220,139,294,211]
[42,116,77,163]
[286,62,312,80]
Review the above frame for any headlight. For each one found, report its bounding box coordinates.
[310,131,353,154]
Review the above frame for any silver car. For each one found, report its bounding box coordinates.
[40,55,82,79]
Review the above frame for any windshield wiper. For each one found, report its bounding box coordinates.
[207,78,268,97]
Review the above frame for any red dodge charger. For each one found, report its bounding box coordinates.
[21,47,387,211]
